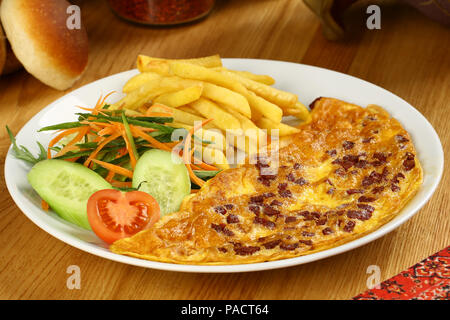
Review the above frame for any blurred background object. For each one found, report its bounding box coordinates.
[0,24,22,75]
[0,23,5,74]
[107,0,215,25]
[0,0,88,90]
[304,0,450,40]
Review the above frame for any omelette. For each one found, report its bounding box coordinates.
[111,97,423,265]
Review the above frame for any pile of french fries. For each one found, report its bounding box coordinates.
[110,55,311,170]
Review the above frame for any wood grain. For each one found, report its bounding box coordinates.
[0,0,448,300]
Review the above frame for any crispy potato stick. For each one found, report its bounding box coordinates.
[190,98,241,131]
[218,69,298,109]
[139,60,171,76]
[159,75,202,89]
[202,83,251,118]
[170,62,245,92]
[149,104,216,129]
[154,86,203,108]
[137,54,222,72]
[228,69,275,85]
[123,109,143,117]
[114,75,204,110]
[244,90,283,123]
[212,67,275,85]
[256,117,301,136]
[123,72,161,93]
[284,101,312,123]
[201,145,229,170]
[170,62,281,121]
[225,105,267,145]
[178,105,203,117]
[110,84,178,110]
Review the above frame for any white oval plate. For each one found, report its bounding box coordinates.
[5,59,444,273]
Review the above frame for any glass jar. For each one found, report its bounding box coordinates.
[107,0,215,26]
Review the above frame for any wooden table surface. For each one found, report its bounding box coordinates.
[0,0,449,300]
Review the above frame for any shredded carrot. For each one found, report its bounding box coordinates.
[65,157,80,162]
[84,132,122,167]
[130,126,172,151]
[97,126,116,137]
[47,127,88,158]
[117,147,128,157]
[190,164,202,170]
[196,161,218,171]
[54,145,78,158]
[146,104,174,116]
[130,125,156,133]
[91,159,134,179]
[54,127,90,158]
[105,171,115,182]
[183,119,213,187]
[190,189,199,194]
[93,91,115,115]
[41,199,49,211]
[47,94,218,190]
[77,106,95,112]
[190,148,218,171]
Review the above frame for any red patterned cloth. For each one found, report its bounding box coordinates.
[353,246,450,300]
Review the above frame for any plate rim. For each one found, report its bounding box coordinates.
[4,58,444,273]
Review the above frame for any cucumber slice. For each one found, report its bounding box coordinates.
[28,159,111,230]
[132,149,190,216]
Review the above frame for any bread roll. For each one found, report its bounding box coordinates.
[0,0,88,90]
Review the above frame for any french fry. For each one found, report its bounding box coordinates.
[228,69,275,86]
[170,62,245,92]
[202,83,251,118]
[110,83,178,110]
[154,86,203,108]
[178,105,203,117]
[137,54,222,73]
[244,90,283,123]
[200,146,229,170]
[212,67,275,85]
[170,62,282,122]
[149,104,207,127]
[190,98,241,131]
[123,72,161,93]
[116,54,312,168]
[157,75,201,90]
[225,106,267,145]
[139,60,171,76]
[218,69,298,110]
[255,117,301,136]
[284,101,312,123]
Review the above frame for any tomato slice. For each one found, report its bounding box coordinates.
[87,189,160,244]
